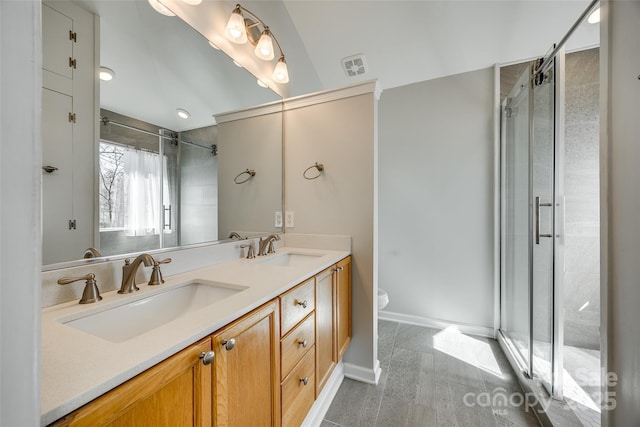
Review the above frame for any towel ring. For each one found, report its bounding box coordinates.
[234,169,256,184]
[303,162,324,180]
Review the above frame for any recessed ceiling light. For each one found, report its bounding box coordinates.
[148,0,175,16]
[99,66,115,81]
[587,7,600,24]
[208,40,220,50]
[233,60,243,68]
[257,79,268,88]
[176,108,190,119]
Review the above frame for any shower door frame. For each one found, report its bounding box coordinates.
[499,51,565,399]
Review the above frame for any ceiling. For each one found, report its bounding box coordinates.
[76,0,599,132]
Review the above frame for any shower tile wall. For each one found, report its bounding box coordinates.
[179,125,218,245]
[563,48,600,350]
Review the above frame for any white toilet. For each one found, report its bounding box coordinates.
[378,288,389,311]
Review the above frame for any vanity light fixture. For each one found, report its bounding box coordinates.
[147,0,175,16]
[176,108,191,119]
[99,66,115,81]
[587,7,600,24]
[224,3,290,84]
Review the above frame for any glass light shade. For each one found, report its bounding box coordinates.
[254,31,274,61]
[225,10,248,44]
[99,67,115,81]
[587,8,600,24]
[181,0,202,4]
[272,58,289,83]
[147,0,175,16]
[176,108,190,119]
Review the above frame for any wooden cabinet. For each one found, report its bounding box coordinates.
[315,267,335,396]
[50,256,352,427]
[50,338,213,427]
[213,300,281,427]
[281,348,316,427]
[335,256,352,360]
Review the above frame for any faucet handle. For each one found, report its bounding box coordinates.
[57,273,102,304]
[240,243,255,259]
[148,258,171,286]
[267,240,276,254]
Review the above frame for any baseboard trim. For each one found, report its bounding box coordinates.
[302,361,344,427]
[379,310,496,339]
[343,359,382,385]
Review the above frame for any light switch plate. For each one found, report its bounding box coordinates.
[285,211,294,228]
[275,211,283,228]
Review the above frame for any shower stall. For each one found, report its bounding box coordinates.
[499,0,601,425]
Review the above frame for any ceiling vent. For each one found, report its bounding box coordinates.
[341,54,368,78]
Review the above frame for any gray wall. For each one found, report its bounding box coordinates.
[217,112,282,238]
[563,48,600,350]
[379,68,495,329]
[284,92,377,372]
[602,1,640,424]
[180,126,218,245]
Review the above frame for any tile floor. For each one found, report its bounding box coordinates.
[322,320,541,427]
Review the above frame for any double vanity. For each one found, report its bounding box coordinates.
[42,242,351,426]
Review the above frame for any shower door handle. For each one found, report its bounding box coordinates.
[535,196,553,244]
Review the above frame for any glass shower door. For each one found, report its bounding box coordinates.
[531,58,557,395]
[501,56,564,397]
[501,66,532,373]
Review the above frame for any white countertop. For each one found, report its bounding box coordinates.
[41,247,350,425]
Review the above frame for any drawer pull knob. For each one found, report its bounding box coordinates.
[199,351,215,365]
[297,300,308,309]
[298,339,308,348]
[221,338,236,351]
[300,377,309,386]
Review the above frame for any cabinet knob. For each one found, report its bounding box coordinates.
[221,338,236,351]
[298,339,308,348]
[199,351,215,365]
[299,377,309,386]
[297,300,308,309]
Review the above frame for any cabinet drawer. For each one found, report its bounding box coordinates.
[280,278,315,336]
[281,346,315,427]
[281,313,315,380]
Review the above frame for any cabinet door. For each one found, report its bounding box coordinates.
[335,256,352,360]
[214,300,280,427]
[42,88,76,265]
[42,3,73,79]
[50,338,213,427]
[315,267,335,396]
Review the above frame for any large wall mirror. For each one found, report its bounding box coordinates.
[42,0,283,268]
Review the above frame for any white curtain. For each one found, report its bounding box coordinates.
[124,149,161,236]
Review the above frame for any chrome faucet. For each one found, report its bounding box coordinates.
[258,234,280,256]
[118,254,155,294]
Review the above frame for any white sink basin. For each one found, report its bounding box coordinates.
[60,280,247,343]
[255,252,323,267]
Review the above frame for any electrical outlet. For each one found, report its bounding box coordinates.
[285,211,294,228]
[275,211,283,227]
